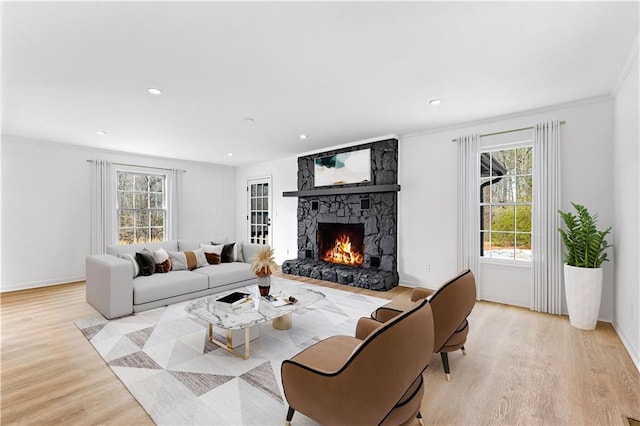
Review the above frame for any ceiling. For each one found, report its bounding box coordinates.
[2,1,638,166]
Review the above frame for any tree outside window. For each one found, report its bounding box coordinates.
[117,171,166,244]
[480,146,532,261]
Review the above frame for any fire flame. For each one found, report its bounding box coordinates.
[323,234,364,266]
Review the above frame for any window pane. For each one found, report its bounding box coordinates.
[516,232,531,251]
[149,193,163,209]
[481,231,490,256]
[491,205,515,232]
[251,198,256,210]
[490,176,514,203]
[491,232,515,251]
[135,227,149,243]
[251,212,257,225]
[257,184,263,197]
[516,176,532,202]
[516,147,533,174]
[134,175,149,192]
[118,192,133,209]
[135,210,149,227]
[150,210,164,226]
[481,179,492,202]
[515,205,532,232]
[481,206,490,231]
[118,173,133,191]
[119,210,134,228]
[151,227,164,242]
[263,197,268,209]
[119,228,134,245]
[251,185,256,197]
[256,198,262,210]
[492,149,515,176]
[149,175,163,192]
[135,193,149,208]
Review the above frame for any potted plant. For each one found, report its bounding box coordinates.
[250,247,278,296]
[558,202,612,330]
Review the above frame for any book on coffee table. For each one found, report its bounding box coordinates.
[216,292,250,305]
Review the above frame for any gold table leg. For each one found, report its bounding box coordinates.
[272,313,293,330]
[208,324,251,360]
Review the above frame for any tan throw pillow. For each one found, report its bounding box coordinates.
[200,244,224,265]
[155,257,172,273]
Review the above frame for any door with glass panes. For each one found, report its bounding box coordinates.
[247,177,271,245]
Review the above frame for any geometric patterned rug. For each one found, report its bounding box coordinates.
[74,277,388,425]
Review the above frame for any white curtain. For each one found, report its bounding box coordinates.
[457,134,481,293]
[166,168,183,240]
[532,120,562,314]
[91,160,112,254]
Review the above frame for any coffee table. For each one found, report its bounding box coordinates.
[185,283,325,359]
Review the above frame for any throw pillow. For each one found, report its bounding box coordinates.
[213,241,236,263]
[152,247,170,264]
[200,243,224,265]
[117,253,140,278]
[135,250,156,276]
[192,248,208,268]
[169,251,187,271]
[155,257,172,273]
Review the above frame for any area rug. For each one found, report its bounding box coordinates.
[75,277,388,425]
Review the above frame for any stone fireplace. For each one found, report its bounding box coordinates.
[282,138,400,290]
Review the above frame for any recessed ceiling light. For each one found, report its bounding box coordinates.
[96,131,107,135]
[227,153,233,157]
[147,88,162,95]
[429,99,441,105]
[243,117,255,123]
[300,134,308,140]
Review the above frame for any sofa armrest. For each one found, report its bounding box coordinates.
[86,254,134,319]
[241,243,271,264]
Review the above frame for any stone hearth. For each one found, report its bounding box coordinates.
[282,138,400,291]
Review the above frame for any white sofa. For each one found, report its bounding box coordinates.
[86,238,268,319]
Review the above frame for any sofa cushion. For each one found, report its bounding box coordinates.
[107,240,178,257]
[201,244,223,264]
[117,252,140,278]
[133,271,208,305]
[177,237,228,252]
[193,262,255,288]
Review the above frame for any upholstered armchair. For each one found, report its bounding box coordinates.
[281,298,434,425]
[373,269,477,381]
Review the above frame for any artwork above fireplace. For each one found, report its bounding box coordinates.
[317,223,365,267]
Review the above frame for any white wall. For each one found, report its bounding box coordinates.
[1,135,237,292]
[613,44,639,370]
[235,157,298,264]
[399,97,616,319]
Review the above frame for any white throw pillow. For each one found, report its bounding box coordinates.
[168,251,187,271]
[153,247,170,264]
[118,253,140,278]
[192,248,208,268]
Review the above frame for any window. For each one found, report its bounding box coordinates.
[480,146,532,261]
[117,171,166,244]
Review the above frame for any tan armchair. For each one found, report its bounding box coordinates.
[281,298,434,425]
[373,269,477,381]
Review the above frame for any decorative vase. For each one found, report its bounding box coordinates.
[563,264,603,330]
[257,275,271,296]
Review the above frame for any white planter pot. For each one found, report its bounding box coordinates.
[563,264,603,330]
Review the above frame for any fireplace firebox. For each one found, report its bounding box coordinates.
[317,223,365,267]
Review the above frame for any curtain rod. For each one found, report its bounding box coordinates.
[451,121,566,142]
[86,160,187,173]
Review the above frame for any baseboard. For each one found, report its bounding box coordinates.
[1,276,85,293]
[613,321,640,374]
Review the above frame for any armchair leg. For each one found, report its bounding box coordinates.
[440,352,451,382]
[416,411,425,426]
[285,406,295,425]
[461,346,467,356]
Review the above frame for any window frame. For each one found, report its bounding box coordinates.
[115,168,168,245]
[479,140,533,264]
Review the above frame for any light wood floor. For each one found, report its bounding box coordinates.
[2,275,639,425]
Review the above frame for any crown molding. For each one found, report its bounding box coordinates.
[612,32,639,97]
